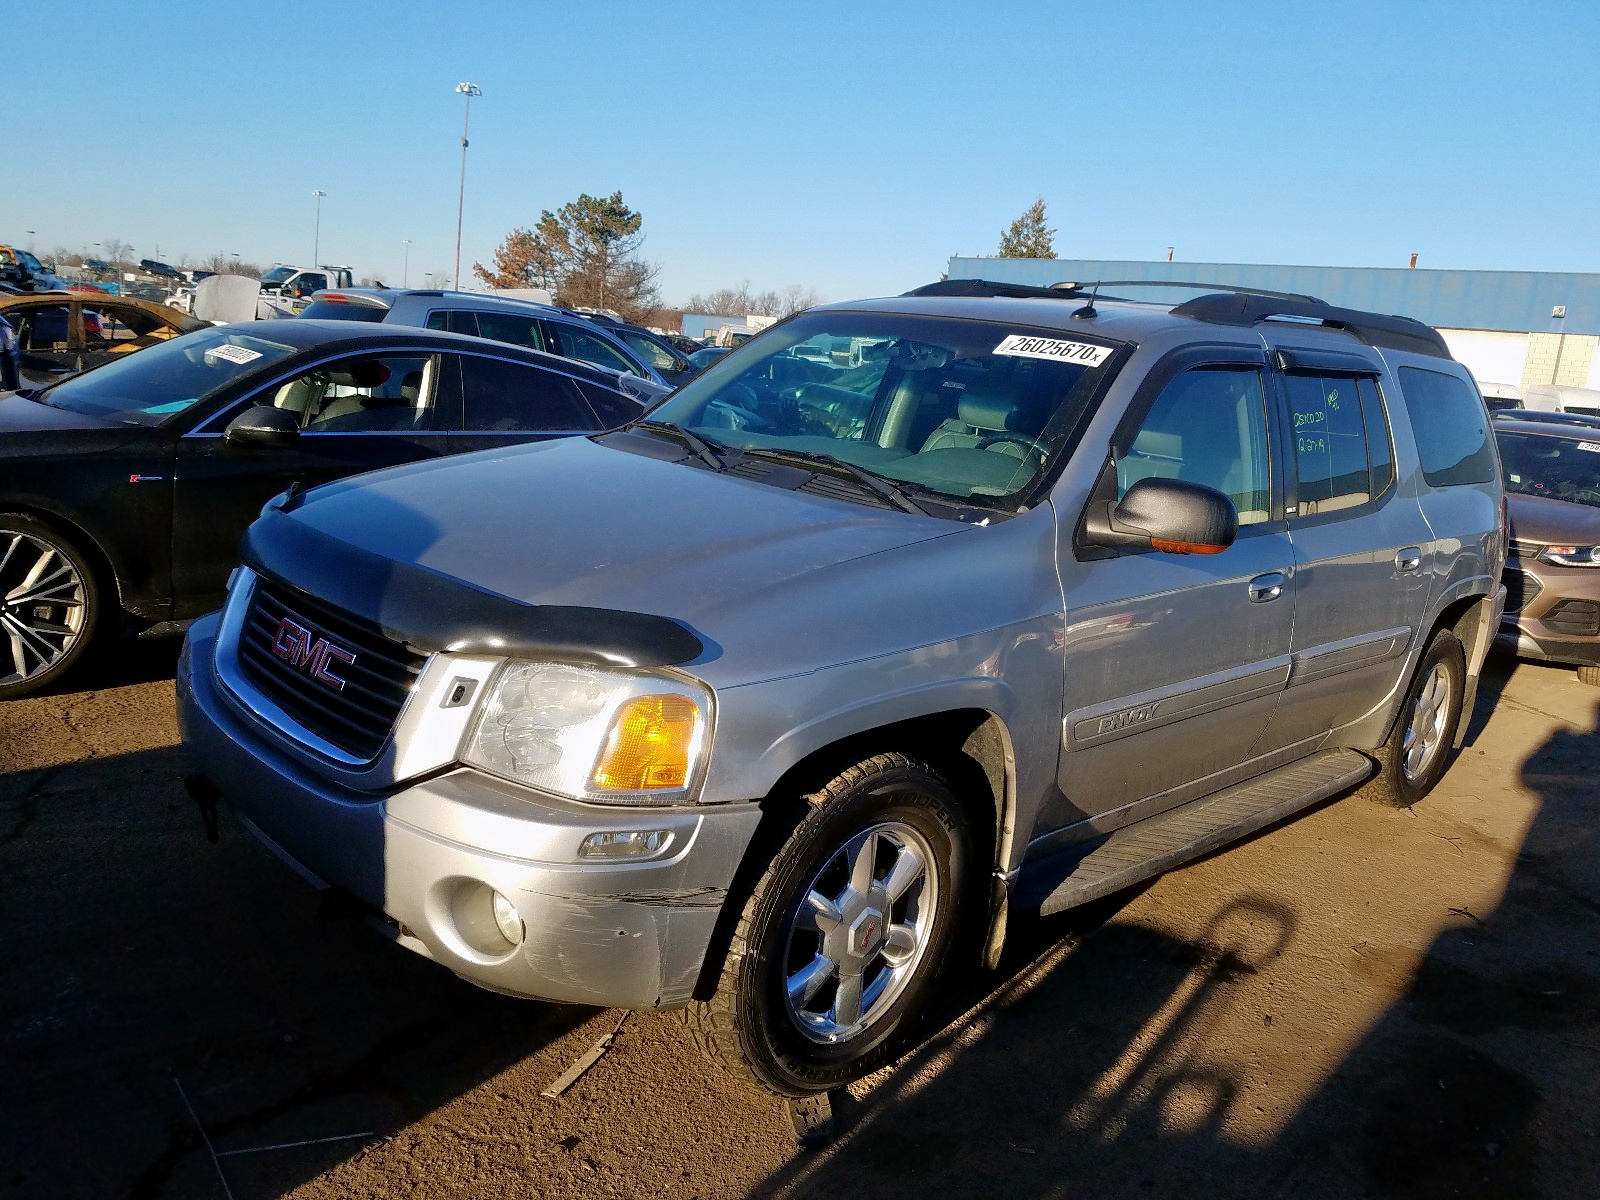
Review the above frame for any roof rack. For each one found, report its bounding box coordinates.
[1170,293,1450,359]
[905,278,1450,360]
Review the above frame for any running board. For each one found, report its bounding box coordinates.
[1034,749,1374,917]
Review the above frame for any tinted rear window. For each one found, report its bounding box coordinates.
[1398,366,1497,486]
[298,300,388,323]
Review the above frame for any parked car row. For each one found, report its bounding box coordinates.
[19,270,1600,1099]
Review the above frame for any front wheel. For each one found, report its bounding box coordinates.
[0,514,100,700]
[1369,628,1466,807]
[685,753,972,1096]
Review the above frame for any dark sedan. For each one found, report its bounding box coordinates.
[0,320,664,697]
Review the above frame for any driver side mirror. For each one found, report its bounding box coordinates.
[1083,477,1238,555]
[224,405,300,448]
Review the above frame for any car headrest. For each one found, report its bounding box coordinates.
[328,360,390,389]
[958,382,1027,432]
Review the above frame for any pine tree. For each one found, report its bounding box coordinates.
[998,199,1057,259]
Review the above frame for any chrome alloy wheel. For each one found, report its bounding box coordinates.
[1401,661,1453,782]
[781,820,940,1045]
[0,531,87,686]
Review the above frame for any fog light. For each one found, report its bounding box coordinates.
[578,829,673,859]
[491,890,525,946]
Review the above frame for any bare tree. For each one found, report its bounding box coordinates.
[685,281,824,319]
[101,239,134,270]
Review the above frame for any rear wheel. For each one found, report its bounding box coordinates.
[1369,628,1466,807]
[0,515,100,700]
[1577,664,1600,688]
[685,753,972,1096]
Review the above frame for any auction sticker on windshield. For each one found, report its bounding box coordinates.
[1577,442,1600,453]
[993,335,1112,367]
[204,344,263,366]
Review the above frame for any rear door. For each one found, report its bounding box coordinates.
[1252,344,1434,753]
[1044,346,1297,837]
[169,350,457,615]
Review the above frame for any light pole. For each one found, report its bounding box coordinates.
[311,190,326,266]
[402,239,412,287]
[453,82,482,293]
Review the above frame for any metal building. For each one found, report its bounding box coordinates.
[945,256,1600,395]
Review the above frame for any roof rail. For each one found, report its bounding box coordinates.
[1170,293,1450,359]
[905,278,1326,304]
[904,279,1085,300]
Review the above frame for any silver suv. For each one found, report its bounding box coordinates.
[298,288,695,389]
[179,281,1505,1096]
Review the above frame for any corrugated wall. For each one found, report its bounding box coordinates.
[945,257,1600,337]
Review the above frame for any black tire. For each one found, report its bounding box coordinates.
[684,752,972,1096]
[0,513,101,700]
[1368,628,1466,807]
[1577,664,1600,688]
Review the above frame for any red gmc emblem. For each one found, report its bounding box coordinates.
[269,616,356,691]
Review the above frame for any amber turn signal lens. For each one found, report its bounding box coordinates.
[591,695,701,790]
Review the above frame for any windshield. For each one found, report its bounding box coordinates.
[1499,431,1600,508]
[643,311,1118,505]
[260,267,295,286]
[15,250,45,272]
[37,326,298,426]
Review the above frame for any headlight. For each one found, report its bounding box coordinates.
[1538,544,1600,567]
[461,660,711,805]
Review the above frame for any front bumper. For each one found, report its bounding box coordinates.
[1496,623,1600,668]
[177,614,762,1009]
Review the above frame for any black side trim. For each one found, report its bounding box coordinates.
[1172,293,1451,359]
[243,510,706,668]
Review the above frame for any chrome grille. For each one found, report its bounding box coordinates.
[1502,568,1543,615]
[237,579,426,760]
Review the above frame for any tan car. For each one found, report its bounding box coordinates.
[1496,415,1600,684]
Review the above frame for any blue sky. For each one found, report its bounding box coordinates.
[10,1,1599,304]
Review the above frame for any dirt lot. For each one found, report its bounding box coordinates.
[2,643,1598,1199]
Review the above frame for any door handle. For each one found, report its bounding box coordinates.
[1248,572,1286,603]
[1395,547,1423,573]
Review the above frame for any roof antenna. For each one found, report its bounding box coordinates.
[1072,281,1101,320]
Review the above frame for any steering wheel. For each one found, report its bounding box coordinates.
[975,431,1050,460]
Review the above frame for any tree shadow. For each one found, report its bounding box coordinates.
[754,665,1597,1200]
[0,745,594,1199]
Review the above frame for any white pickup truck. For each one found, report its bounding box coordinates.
[256,265,355,318]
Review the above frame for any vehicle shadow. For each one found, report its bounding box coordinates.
[0,744,595,1200]
[754,660,1596,1200]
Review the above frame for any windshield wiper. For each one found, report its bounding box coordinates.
[634,420,729,471]
[739,446,932,516]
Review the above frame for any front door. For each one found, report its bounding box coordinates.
[1040,349,1297,843]
[169,351,455,616]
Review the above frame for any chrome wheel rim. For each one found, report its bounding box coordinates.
[1401,662,1452,782]
[0,531,87,686]
[781,820,940,1045]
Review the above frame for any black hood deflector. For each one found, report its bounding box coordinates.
[243,509,705,668]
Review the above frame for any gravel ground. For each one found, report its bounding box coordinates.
[2,643,1597,1199]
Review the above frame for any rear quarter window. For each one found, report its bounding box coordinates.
[1398,366,1497,486]
[298,300,387,323]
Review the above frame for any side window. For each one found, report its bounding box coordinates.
[458,354,599,432]
[427,310,482,337]
[472,310,546,351]
[1284,373,1372,514]
[1115,365,1272,525]
[577,380,646,428]
[618,329,680,373]
[425,310,449,332]
[1359,377,1395,496]
[13,303,73,352]
[1398,366,1497,486]
[549,322,637,375]
[271,355,437,432]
